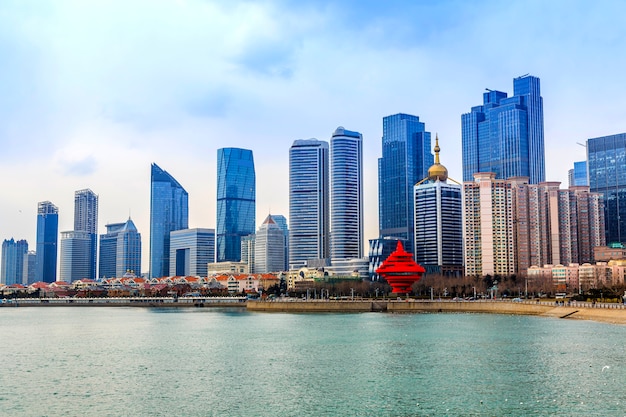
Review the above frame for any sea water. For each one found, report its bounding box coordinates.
[1,307,625,416]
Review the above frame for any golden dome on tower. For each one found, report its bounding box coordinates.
[427,134,448,182]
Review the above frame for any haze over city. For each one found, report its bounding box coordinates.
[1,0,625,273]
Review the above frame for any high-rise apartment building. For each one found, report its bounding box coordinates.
[216,148,256,262]
[588,133,626,244]
[99,218,142,279]
[378,113,433,254]
[254,215,286,273]
[150,163,188,278]
[462,75,545,184]
[169,228,215,277]
[289,139,329,268]
[464,174,605,277]
[1,239,28,285]
[60,231,93,282]
[73,189,98,279]
[414,137,463,276]
[330,127,363,260]
[35,201,59,283]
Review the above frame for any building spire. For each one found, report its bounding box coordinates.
[434,133,441,165]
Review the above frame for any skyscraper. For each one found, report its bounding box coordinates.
[99,218,142,279]
[36,201,58,283]
[150,163,188,278]
[23,250,36,285]
[60,231,92,282]
[289,139,329,267]
[378,113,433,254]
[414,137,463,276]
[462,74,545,184]
[254,215,286,273]
[588,133,626,244]
[330,127,363,260]
[169,228,215,277]
[216,148,256,262]
[270,214,289,272]
[568,161,588,187]
[1,239,28,285]
[73,189,98,279]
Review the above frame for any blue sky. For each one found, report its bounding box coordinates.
[1,0,626,273]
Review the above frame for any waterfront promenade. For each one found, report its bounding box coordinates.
[3,296,626,325]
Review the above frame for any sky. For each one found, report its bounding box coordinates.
[1,0,626,274]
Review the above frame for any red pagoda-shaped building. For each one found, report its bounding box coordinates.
[375,241,425,294]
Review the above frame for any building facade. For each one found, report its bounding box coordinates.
[169,228,215,277]
[378,113,433,254]
[254,215,286,274]
[330,127,363,260]
[289,139,330,268]
[23,250,36,285]
[462,75,545,184]
[368,237,408,281]
[414,137,463,276]
[60,231,93,282]
[464,174,605,277]
[35,201,59,283]
[216,148,256,262]
[1,239,28,285]
[99,218,142,279]
[588,133,626,245]
[149,163,188,278]
[568,161,588,187]
[73,189,98,279]
[270,214,289,272]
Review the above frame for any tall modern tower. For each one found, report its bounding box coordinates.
[414,137,463,276]
[378,113,433,254]
[35,201,58,283]
[150,163,188,278]
[289,139,329,268]
[254,215,286,273]
[216,148,256,262]
[330,127,363,260]
[1,239,28,285]
[169,228,215,277]
[60,231,92,282]
[588,133,626,244]
[462,74,545,184]
[73,189,98,279]
[99,218,142,279]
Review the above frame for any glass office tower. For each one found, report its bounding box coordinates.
[73,189,98,279]
[330,127,363,260]
[1,239,28,285]
[216,148,256,262]
[462,74,545,184]
[99,218,142,279]
[36,201,59,283]
[588,133,626,244]
[149,163,188,278]
[289,139,329,267]
[378,113,433,254]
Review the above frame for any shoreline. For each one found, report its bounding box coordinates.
[3,298,626,325]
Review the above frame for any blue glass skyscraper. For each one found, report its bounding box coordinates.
[216,148,256,262]
[588,133,626,244]
[331,127,363,260]
[150,163,188,278]
[35,201,58,283]
[462,74,545,184]
[99,218,142,279]
[1,238,28,285]
[378,113,433,254]
[289,139,329,267]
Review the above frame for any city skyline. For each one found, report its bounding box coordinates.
[2,1,626,273]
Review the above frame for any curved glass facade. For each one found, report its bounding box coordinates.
[289,139,329,267]
[330,127,363,260]
[216,148,256,262]
[149,163,188,278]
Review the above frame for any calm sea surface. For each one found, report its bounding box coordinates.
[1,307,626,416]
